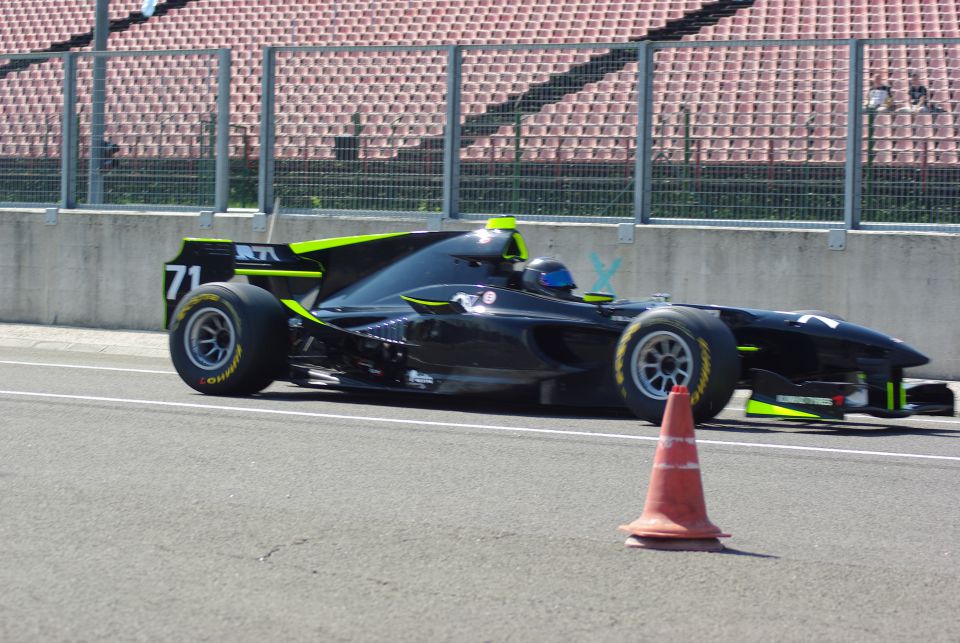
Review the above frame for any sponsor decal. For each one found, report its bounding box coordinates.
[174,293,220,329]
[452,292,479,311]
[614,323,641,393]
[794,314,841,330]
[611,315,636,322]
[690,337,710,406]
[406,369,435,388]
[482,290,497,305]
[235,244,280,261]
[776,394,835,407]
[200,345,243,385]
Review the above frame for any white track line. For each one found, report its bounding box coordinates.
[2,389,959,463]
[0,360,174,375]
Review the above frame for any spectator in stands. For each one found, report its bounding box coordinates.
[101,141,120,170]
[865,73,894,112]
[900,72,943,114]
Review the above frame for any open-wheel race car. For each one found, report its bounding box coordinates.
[163,217,954,424]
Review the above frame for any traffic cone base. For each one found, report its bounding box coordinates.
[624,535,725,552]
[620,385,730,550]
[619,514,729,540]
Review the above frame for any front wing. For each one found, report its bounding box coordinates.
[746,369,954,420]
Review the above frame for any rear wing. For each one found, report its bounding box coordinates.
[163,239,323,328]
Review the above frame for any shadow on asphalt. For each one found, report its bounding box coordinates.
[714,548,780,559]
[700,418,960,439]
[255,386,634,422]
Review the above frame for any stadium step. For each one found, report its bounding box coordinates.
[0,0,202,81]
[397,0,759,161]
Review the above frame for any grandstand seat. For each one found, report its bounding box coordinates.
[4,0,960,170]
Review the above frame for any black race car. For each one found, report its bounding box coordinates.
[163,217,954,424]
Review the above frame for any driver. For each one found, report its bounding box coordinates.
[521,257,578,300]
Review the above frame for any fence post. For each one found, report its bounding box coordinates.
[60,53,77,209]
[214,48,231,212]
[843,39,865,229]
[87,0,109,205]
[442,45,462,219]
[258,46,277,215]
[634,41,654,224]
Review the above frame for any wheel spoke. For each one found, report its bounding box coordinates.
[650,374,664,393]
[656,339,671,357]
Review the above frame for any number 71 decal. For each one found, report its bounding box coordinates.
[165,264,201,300]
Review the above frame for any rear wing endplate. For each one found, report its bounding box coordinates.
[163,238,323,328]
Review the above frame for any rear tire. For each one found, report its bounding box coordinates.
[614,307,739,424]
[169,283,288,395]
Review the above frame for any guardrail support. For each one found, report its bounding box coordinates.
[60,53,77,209]
[442,45,463,219]
[634,41,654,224]
[257,47,277,215]
[214,48,231,213]
[843,39,865,230]
[87,0,109,205]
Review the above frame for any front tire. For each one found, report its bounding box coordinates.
[614,307,739,424]
[169,283,288,395]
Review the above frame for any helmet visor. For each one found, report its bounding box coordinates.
[538,268,576,289]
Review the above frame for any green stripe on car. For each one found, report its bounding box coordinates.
[289,232,410,255]
[746,399,822,419]
[280,299,327,325]
[236,269,324,278]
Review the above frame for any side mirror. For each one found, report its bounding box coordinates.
[583,292,615,303]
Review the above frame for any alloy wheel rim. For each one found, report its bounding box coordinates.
[630,330,693,399]
[184,308,236,370]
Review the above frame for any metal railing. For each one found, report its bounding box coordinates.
[3,39,960,230]
[0,48,230,211]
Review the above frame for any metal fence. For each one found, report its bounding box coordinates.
[0,48,230,211]
[0,53,66,207]
[3,39,960,229]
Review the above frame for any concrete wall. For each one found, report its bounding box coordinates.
[3,208,959,378]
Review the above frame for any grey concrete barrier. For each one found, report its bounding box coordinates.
[2,208,958,378]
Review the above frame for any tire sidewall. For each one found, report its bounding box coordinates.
[614,307,738,424]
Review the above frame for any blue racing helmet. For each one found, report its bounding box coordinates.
[521,257,577,299]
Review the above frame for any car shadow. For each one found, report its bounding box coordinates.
[254,386,633,422]
[700,417,960,439]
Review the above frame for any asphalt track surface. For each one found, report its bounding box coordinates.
[1,325,959,641]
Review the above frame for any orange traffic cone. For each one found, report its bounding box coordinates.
[619,385,730,551]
